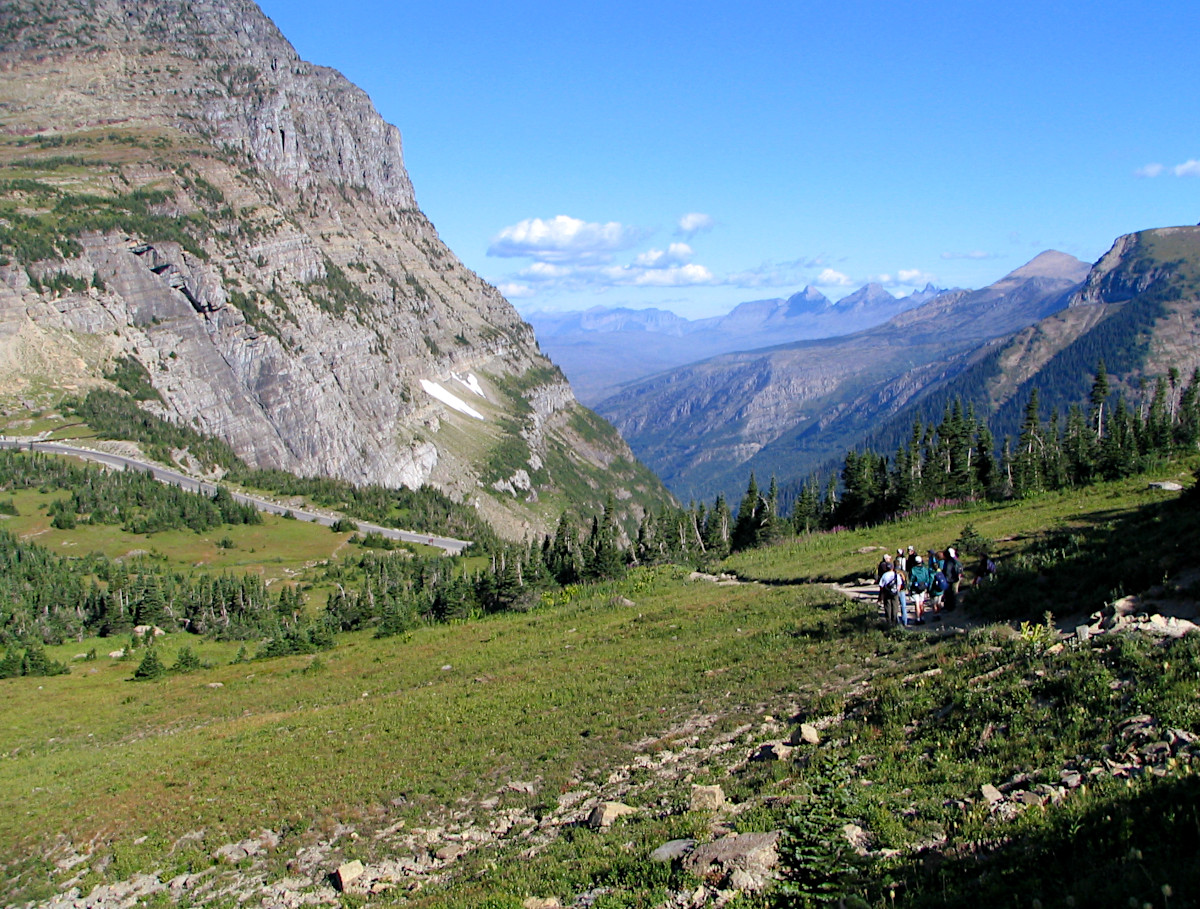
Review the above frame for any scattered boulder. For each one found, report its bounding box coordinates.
[688,571,740,586]
[587,802,637,829]
[523,898,562,909]
[684,831,781,892]
[842,823,870,856]
[787,723,820,746]
[750,741,793,762]
[980,784,1004,806]
[690,784,725,812]
[1147,481,1183,491]
[435,843,467,863]
[333,859,364,891]
[649,839,696,863]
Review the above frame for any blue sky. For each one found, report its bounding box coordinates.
[256,0,1200,318]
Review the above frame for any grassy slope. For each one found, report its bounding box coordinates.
[2,470,1199,907]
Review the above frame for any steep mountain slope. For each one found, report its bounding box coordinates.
[0,0,672,536]
[860,226,1200,459]
[596,252,1089,500]
[529,283,943,404]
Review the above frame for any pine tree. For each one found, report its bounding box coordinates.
[704,495,732,557]
[1176,368,1200,449]
[793,478,821,535]
[1013,388,1044,496]
[132,645,166,680]
[1090,359,1110,439]
[584,497,624,580]
[547,512,581,584]
[757,476,786,545]
[731,473,761,551]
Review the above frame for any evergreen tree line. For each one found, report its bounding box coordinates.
[0,449,261,534]
[816,361,1200,529]
[624,361,1200,552]
[323,497,635,633]
[0,525,315,645]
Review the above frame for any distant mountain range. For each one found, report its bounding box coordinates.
[593,250,1100,501]
[528,282,947,404]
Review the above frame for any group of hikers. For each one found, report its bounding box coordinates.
[875,545,975,627]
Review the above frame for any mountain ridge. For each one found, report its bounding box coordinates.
[595,250,1091,500]
[529,282,947,404]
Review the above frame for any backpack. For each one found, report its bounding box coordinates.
[911,571,928,594]
[932,570,948,594]
[881,571,901,595]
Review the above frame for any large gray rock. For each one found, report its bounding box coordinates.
[684,831,781,891]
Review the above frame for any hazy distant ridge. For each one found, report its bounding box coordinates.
[529,282,946,403]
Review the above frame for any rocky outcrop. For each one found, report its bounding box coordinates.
[0,0,672,536]
[1067,229,1192,308]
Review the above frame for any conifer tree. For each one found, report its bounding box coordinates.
[793,478,821,535]
[731,473,761,551]
[1013,388,1044,496]
[1090,359,1110,439]
[704,494,732,557]
[757,476,786,545]
[133,644,166,681]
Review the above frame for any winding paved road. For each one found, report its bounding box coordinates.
[0,437,471,554]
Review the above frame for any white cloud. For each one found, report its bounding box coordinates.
[676,212,715,237]
[814,268,854,288]
[488,215,645,264]
[869,270,936,289]
[634,243,694,268]
[496,282,533,299]
[521,262,573,279]
[627,263,716,287]
[1134,159,1200,178]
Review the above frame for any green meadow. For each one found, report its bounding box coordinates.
[2,468,1199,907]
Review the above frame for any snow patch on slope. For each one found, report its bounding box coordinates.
[421,380,485,420]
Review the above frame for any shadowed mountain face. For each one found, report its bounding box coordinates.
[527,284,945,404]
[0,0,672,537]
[594,252,1092,501]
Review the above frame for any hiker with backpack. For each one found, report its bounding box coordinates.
[908,554,934,625]
[943,546,963,612]
[878,561,903,627]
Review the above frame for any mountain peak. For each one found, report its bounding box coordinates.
[836,283,896,309]
[1004,251,1091,283]
[784,286,832,315]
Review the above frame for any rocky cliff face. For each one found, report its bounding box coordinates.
[0,0,671,536]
